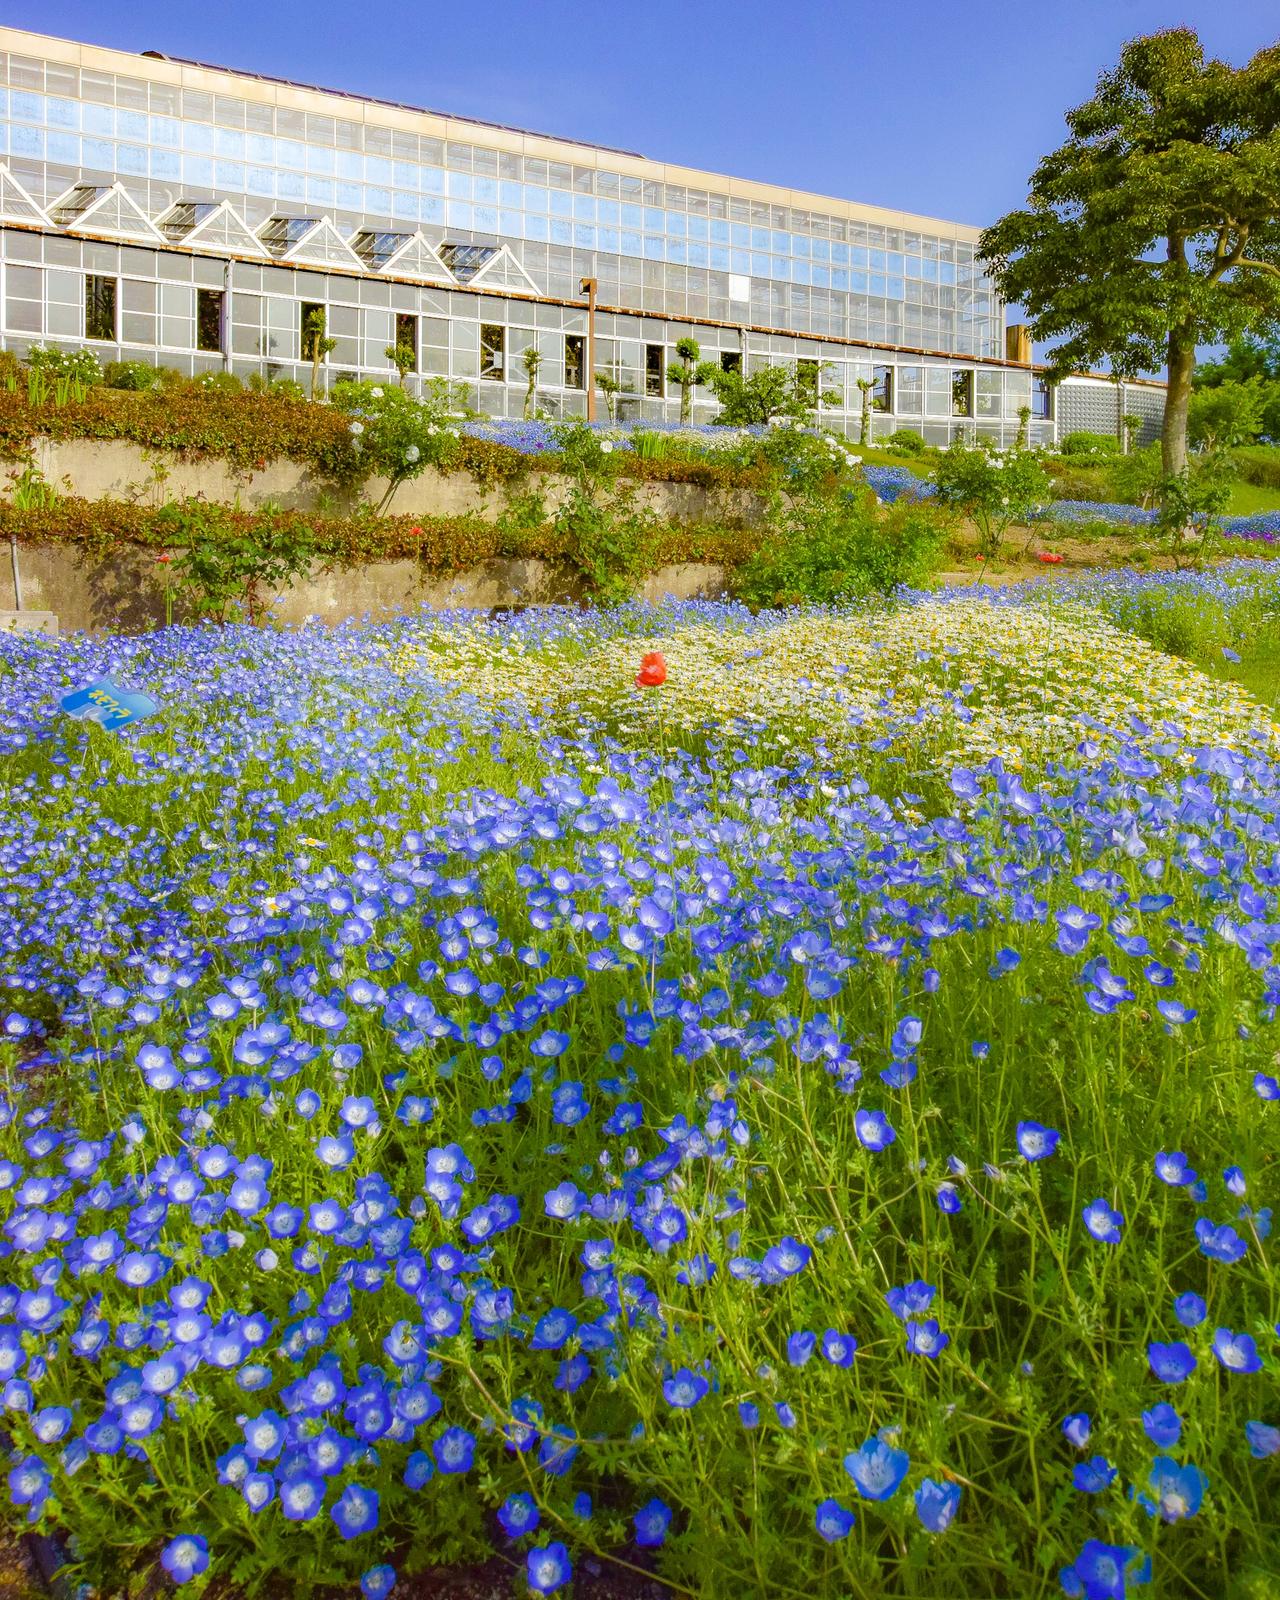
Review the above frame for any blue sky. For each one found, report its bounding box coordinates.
[12,0,1279,229]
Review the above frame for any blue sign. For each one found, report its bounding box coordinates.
[59,678,159,730]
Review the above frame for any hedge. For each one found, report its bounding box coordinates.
[0,497,763,573]
[0,389,769,492]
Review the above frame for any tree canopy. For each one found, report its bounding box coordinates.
[979,29,1280,474]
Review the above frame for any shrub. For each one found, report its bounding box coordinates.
[932,439,1051,557]
[1059,430,1121,458]
[550,419,657,603]
[885,428,929,455]
[23,345,103,387]
[194,371,244,395]
[152,497,317,622]
[733,438,948,607]
[1230,444,1280,489]
[329,380,463,513]
[104,360,161,392]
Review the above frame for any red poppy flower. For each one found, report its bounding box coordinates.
[155,552,173,565]
[635,651,667,688]
[1037,552,1064,564]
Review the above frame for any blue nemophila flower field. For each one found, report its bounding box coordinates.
[0,580,1276,1599]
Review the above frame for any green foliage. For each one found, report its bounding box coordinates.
[933,439,1052,556]
[1060,431,1122,458]
[703,363,834,427]
[301,306,337,397]
[194,371,244,395]
[246,371,306,401]
[384,341,416,386]
[1188,380,1269,449]
[329,380,463,512]
[152,497,317,622]
[1230,443,1280,489]
[24,345,103,387]
[1109,442,1165,508]
[1154,452,1235,568]
[884,428,929,455]
[593,368,632,423]
[980,28,1280,473]
[103,360,162,392]
[734,429,947,606]
[549,419,657,603]
[666,337,715,424]
[519,344,543,420]
[1192,331,1280,387]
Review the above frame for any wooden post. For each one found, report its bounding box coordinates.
[580,276,597,423]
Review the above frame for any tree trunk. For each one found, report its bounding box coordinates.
[1162,331,1196,477]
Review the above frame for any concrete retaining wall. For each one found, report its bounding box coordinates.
[28,437,765,526]
[8,541,731,634]
[6,438,748,631]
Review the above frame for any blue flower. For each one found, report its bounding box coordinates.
[885,1281,935,1319]
[1172,1292,1206,1328]
[814,1498,856,1541]
[822,1330,857,1367]
[905,1319,949,1358]
[1194,1218,1247,1264]
[914,1478,961,1533]
[160,1535,209,1584]
[1154,1151,1197,1187]
[526,1541,572,1594]
[1212,1328,1263,1374]
[662,1367,709,1408]
[1060,1538,1150,1599]
[854,1109,896,1151]
[1082,1199,1124,1244]
[1141,1403,1181,1448]
[1148,1341,1197,1383]
[1072,1455,1117,1493]
[360,1565,396,1600]
[331,1482,380,1539]
[1061,1412,1091,1449]
[1016,1121,1059,1161]
[1137,1457,1206,1523]
[844,1437,910,1501]
[1245,1420,1280,1458]
[786,1330,816,1366]
[497,1492,540,1537]
[633,1497,673,1547]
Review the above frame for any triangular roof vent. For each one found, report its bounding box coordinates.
[258,214,362,270]
[351,228,454,283]
[48,182,164,243]
[466,244,539,294]
[0,164,50,227]
[156,199,268,257]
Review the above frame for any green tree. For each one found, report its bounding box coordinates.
[302,307,337,399]
[593,368,632,424]
[384,340,416,387]
[520,344,543,420]
[1193,332,1280,386]
[666,337,715,423]
[856,377,875,446]
[703,362,835,427]
[979,29,1280,477]
[1187,380,1268,449]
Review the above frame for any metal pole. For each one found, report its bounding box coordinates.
[580,277,597,423]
